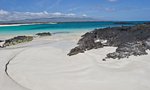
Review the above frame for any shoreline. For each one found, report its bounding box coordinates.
[1,24,150,90]
[0,22,58,27]
[0,30,89,39]
[0,24,34,27]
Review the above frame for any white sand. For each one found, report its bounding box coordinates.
[0,33,150,90]
[0,41,5,47]
[0,23,57,27]
[0,24,31,27]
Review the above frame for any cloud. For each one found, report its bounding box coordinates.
[51,12,62,16]
[82,14,87,17]
[0,9,9,15]
[67,13,76,16]
[0,10,77,21]
[51,12,76,17]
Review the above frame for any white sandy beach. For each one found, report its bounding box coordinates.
[0,23,58,27]
[0,24,33,27]
[0,32,150,90]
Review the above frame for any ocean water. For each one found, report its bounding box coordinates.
[0,21,145,35]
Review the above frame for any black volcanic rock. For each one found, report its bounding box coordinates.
[3,36,33,47]
[144,38,150,49]
[106,41,148,59]
[68,24,150,60]
[68,47,84,56]
[36,32,51,36]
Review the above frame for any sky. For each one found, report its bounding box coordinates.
[0,0,150,21]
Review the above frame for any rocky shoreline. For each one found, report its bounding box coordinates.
[68,23,150,60]
[0,32,52,48]
[0,36,33,48]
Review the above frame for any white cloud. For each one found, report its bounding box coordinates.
[67,13,76,16]
[82,14,87,17]
[0,9,9,15]
[0,10,78,21]
[52,12,62,16]
[51,12,76,17]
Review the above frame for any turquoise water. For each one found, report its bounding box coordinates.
[0,22,144,35]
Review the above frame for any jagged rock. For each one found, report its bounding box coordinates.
[68,47,84,56]
[144,38,150,49]
[3,36,33,47]
[68,32,103,56]
[36,32,51,36]
[77,33,103,51]
[107,41,148,59]
[68,24,150,60]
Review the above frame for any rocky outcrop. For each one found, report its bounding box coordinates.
[106,41,148,59]
[2,36,33,47]
[36,32,51,36]
[144,38,150,49]
[68,24,150,60]
[52,32,70,35]
[68,47,85,56]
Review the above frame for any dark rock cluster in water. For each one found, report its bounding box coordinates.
[36,32,51,36]
[1,36,33,47]
[52,32,70,35]
[68,23,150,60]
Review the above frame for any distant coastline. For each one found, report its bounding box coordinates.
[0,21,104,25]
[0,21,149,26]
[0,22,58,27]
